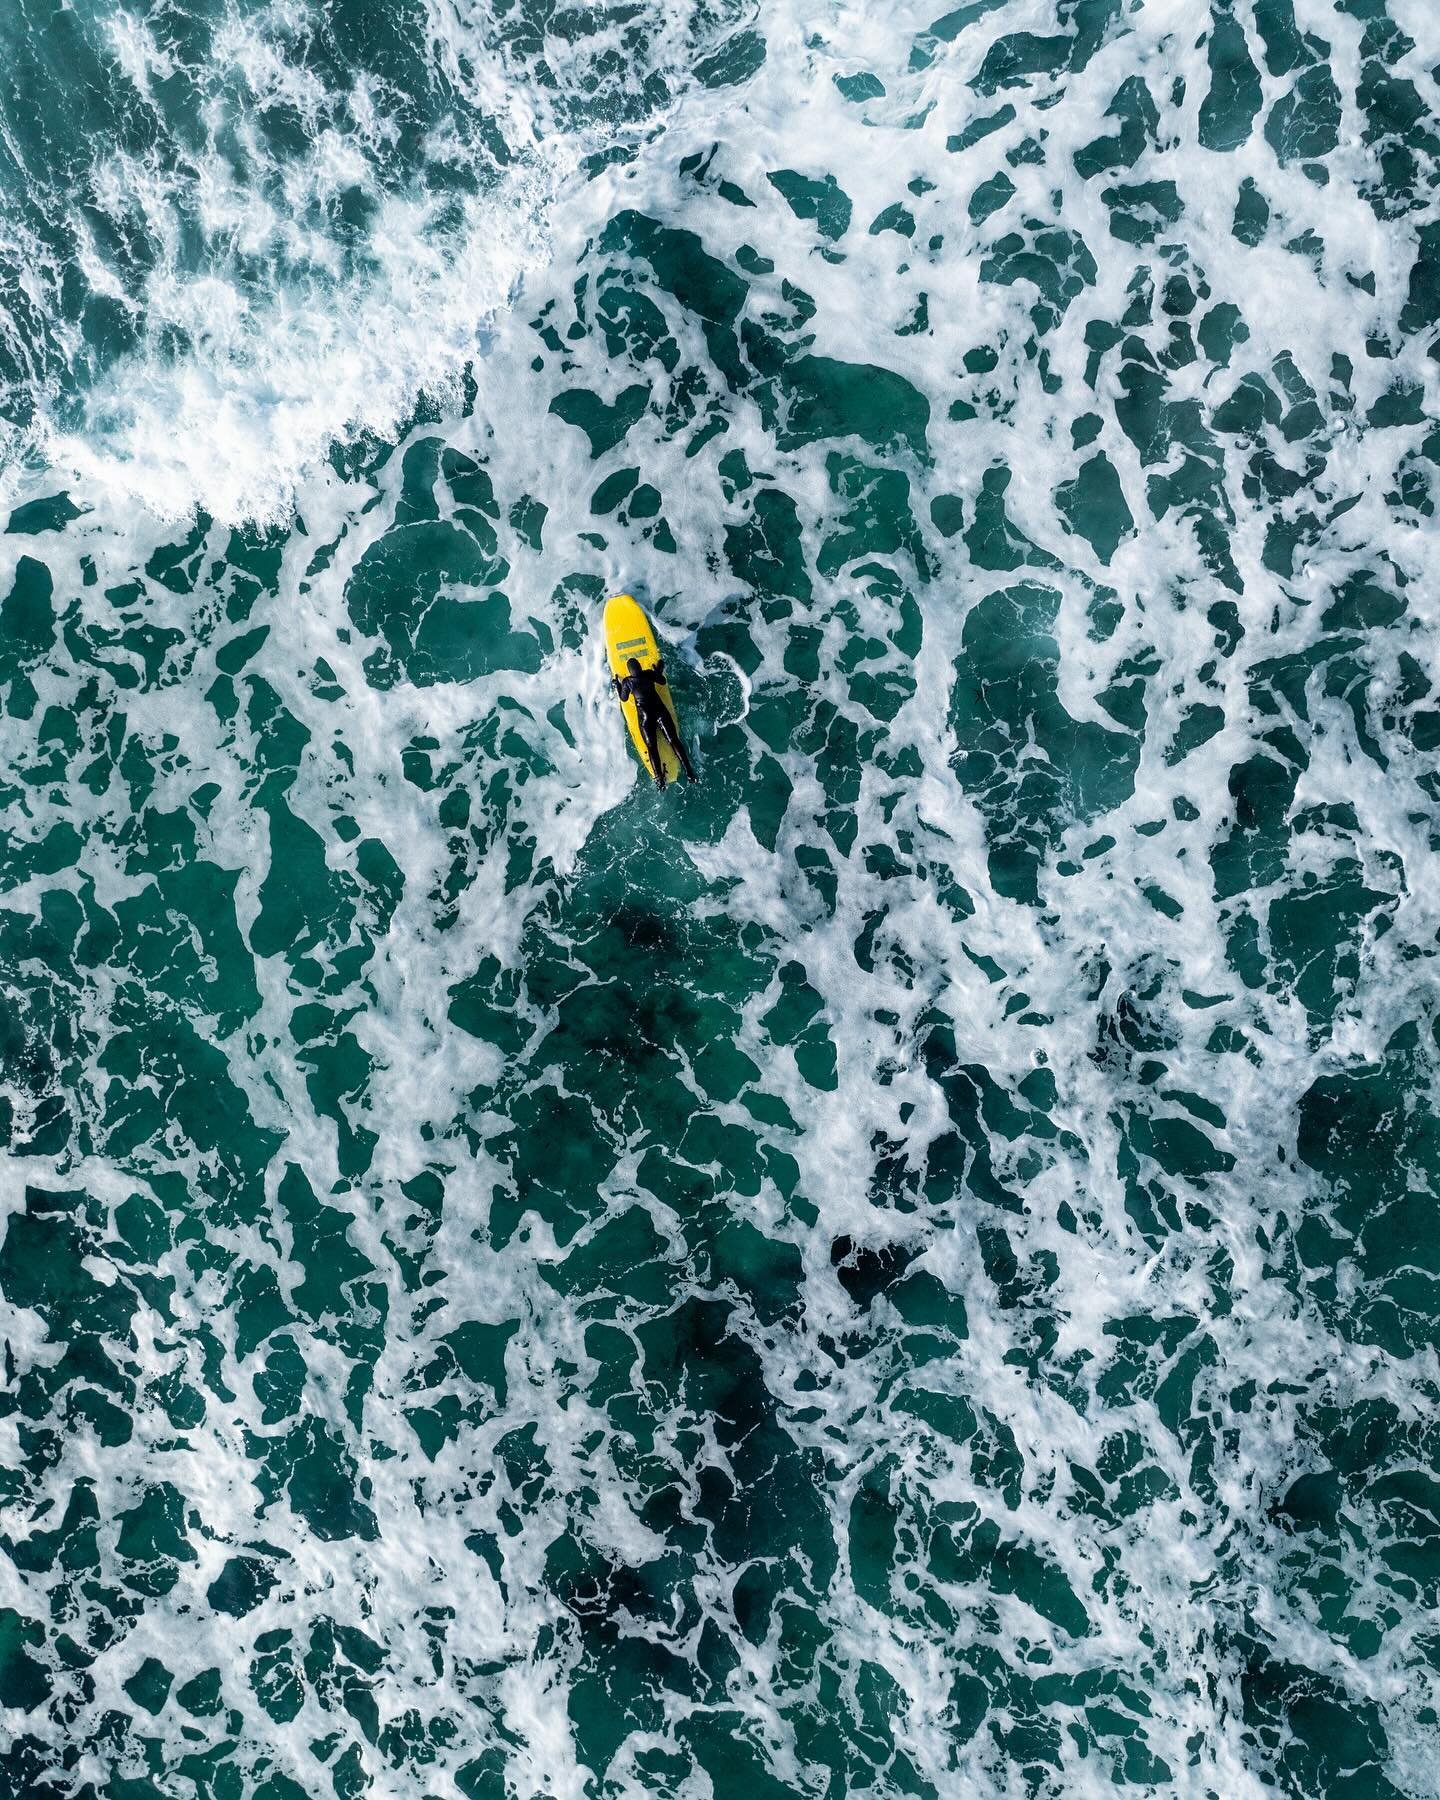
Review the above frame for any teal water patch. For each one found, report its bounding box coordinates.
[2,2,1440,1797]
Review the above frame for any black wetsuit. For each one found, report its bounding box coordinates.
[615,661,696,786]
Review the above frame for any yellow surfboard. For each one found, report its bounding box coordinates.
[604,593,682,783]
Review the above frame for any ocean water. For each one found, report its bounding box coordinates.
[2,0,1439,1794]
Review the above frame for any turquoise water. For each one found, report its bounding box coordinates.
[2,1,1439,1794]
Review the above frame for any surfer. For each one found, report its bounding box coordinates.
[613,657,698,789]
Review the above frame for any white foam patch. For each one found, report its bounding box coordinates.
[40,165,562,526]
[0,0,751,525]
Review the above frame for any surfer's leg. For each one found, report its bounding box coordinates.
[658,708,698,782]
[640,712,666,788]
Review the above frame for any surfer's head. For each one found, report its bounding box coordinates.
[627,658,642,676]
